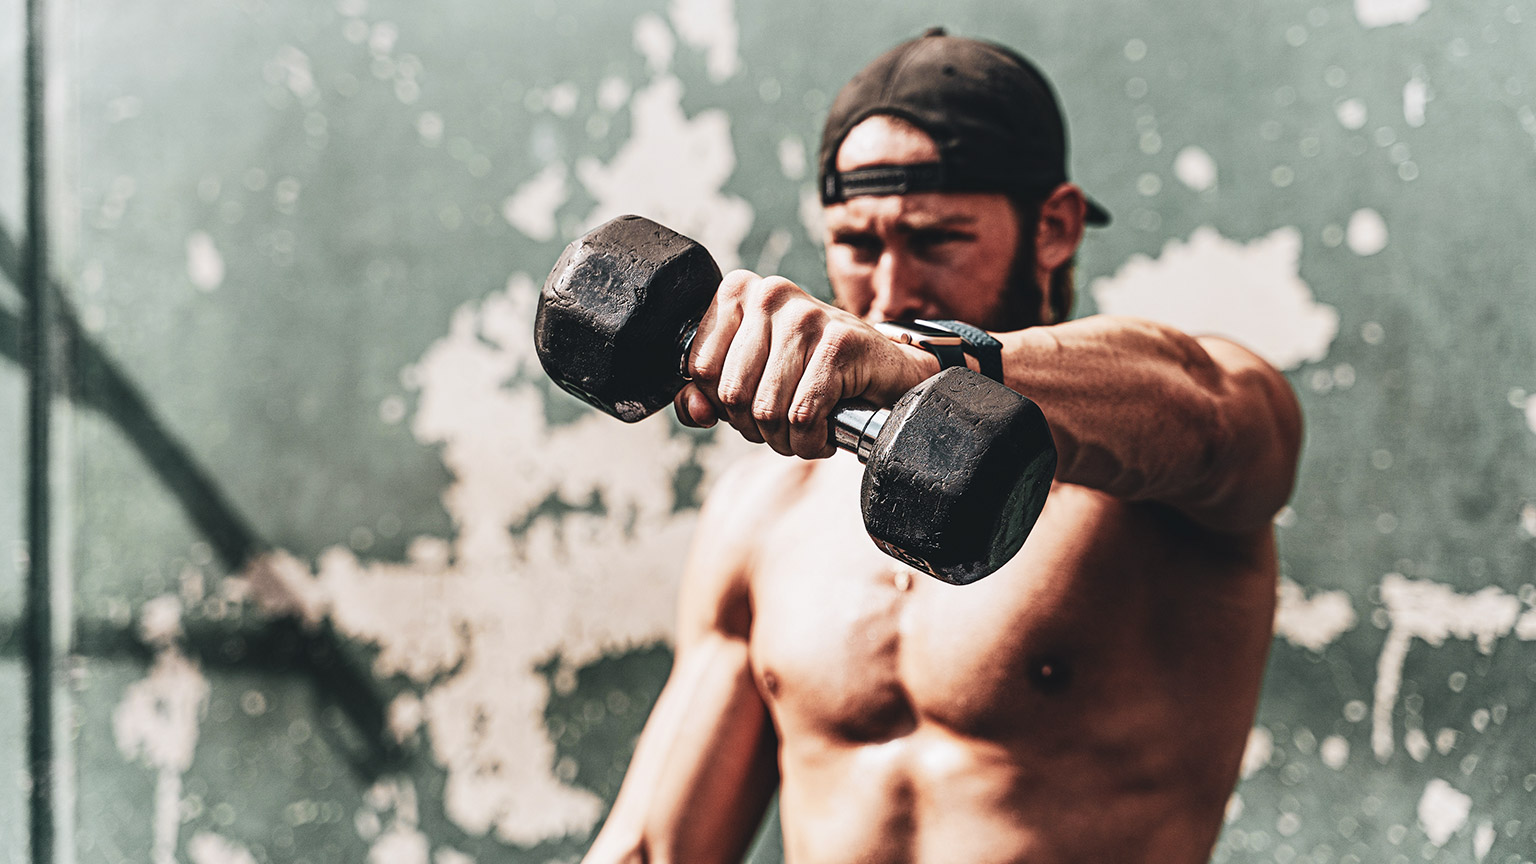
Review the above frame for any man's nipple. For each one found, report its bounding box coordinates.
[1028,655,1073,694]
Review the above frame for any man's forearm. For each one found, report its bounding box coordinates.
[584,633,779,864]
[996,315,1300,528]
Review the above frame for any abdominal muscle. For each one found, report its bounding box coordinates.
[774,723,1211,864]
[743,457,1277,864]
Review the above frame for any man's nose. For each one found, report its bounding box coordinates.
[869,250,927,322]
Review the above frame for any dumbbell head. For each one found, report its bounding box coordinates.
[862,367,1057,585]
[535,215,720,422]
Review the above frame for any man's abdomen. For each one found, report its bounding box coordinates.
[774,722,1232,864]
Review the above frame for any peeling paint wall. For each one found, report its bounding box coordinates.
[3,0,1536,862]
[3,0,32,858]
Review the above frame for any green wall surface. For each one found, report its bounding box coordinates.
[4,0,32,859]
[4,0,1536,862]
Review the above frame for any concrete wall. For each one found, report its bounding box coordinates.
[3,0,1536,861]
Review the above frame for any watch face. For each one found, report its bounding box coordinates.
[874,320,966,348]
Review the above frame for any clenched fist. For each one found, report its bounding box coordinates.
[676,270,939,459]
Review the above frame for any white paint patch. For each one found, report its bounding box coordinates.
[1355,0,1431,27]
[1435,727,1458,754]
[598,76,631,113]
[243,549,328,627]
[1320,734,1350,769]
[1089,226,1339,371]
[140,594,184,645]
[668,0,741,83]
[388,692,424,743]
[1524,393,1536,434]
[186,231,225,292]
[1240,726,1273,778]
[1404,75,1429,127]
[1275,577,1357,651]
[1474,819,1497,861]
[417,112,444,145]
[434,850,475,864]
[576,74,753,270]
[113,597,210,864]
[502,161,569,243]
[1405,727,1431,762]
[369,826,429,864]
[1372,574,1529,761]
[1417,778,1471,846]
[1173,146,1217,192]
[1346,208,1389,256]
[237,273,753,843]
[546,82,579,118]
[369,22,398,57]
[188,832,257,864]
[359,778,430,864]
[1516,605,1536,640]
[778,135,806,180]
[633,14,675,76]
[1336,98,1368,131]
[269,45,317,102]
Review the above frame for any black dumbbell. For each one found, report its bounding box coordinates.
[534,214,1056,584]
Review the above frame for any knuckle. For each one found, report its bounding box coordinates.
[716,379,751,409]
[689,354,720,383]
[720,269,757,295]
[751,400,783,426]
[759,275,798,296]
[819,329,853,366]
[719,270,762,307]
[787,402,819,427]
[779,299,824,333]
[755,276,802,310]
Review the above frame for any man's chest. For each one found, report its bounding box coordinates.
[742,468,1148,744]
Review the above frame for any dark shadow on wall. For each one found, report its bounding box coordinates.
[0,222,402,779]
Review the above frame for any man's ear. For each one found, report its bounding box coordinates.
[1035,183,1087,273]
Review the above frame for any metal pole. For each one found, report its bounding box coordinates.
[22,0,56,857]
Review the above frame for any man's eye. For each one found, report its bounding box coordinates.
[910,231,967,254]
[837,235,882,258]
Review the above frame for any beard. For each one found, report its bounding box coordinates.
[983,197,1046,332]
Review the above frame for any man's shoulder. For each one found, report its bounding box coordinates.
[698,450,831,531]
[689,452,871,575]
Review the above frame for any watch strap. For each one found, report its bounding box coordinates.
[874,320,969,373]
[918,319,1004,383]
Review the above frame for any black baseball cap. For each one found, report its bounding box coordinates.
[819,28,1110,226]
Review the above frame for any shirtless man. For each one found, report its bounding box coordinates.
[583,30,1302,864]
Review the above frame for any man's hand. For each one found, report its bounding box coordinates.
[675,269,937,459]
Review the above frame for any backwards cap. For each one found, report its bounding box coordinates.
[819,27,1110,226]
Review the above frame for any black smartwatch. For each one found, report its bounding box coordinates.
[875,319,1005,383]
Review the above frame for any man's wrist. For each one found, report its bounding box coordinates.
[876,319,1004,382]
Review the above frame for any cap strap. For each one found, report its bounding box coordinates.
[823,161,1069,205]
[822,162,945,203]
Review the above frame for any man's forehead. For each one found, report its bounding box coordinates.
[823,189,1006,231]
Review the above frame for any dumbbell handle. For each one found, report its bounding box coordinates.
[678,324,890,462]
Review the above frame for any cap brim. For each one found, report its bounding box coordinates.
[1085,195,1111,227]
